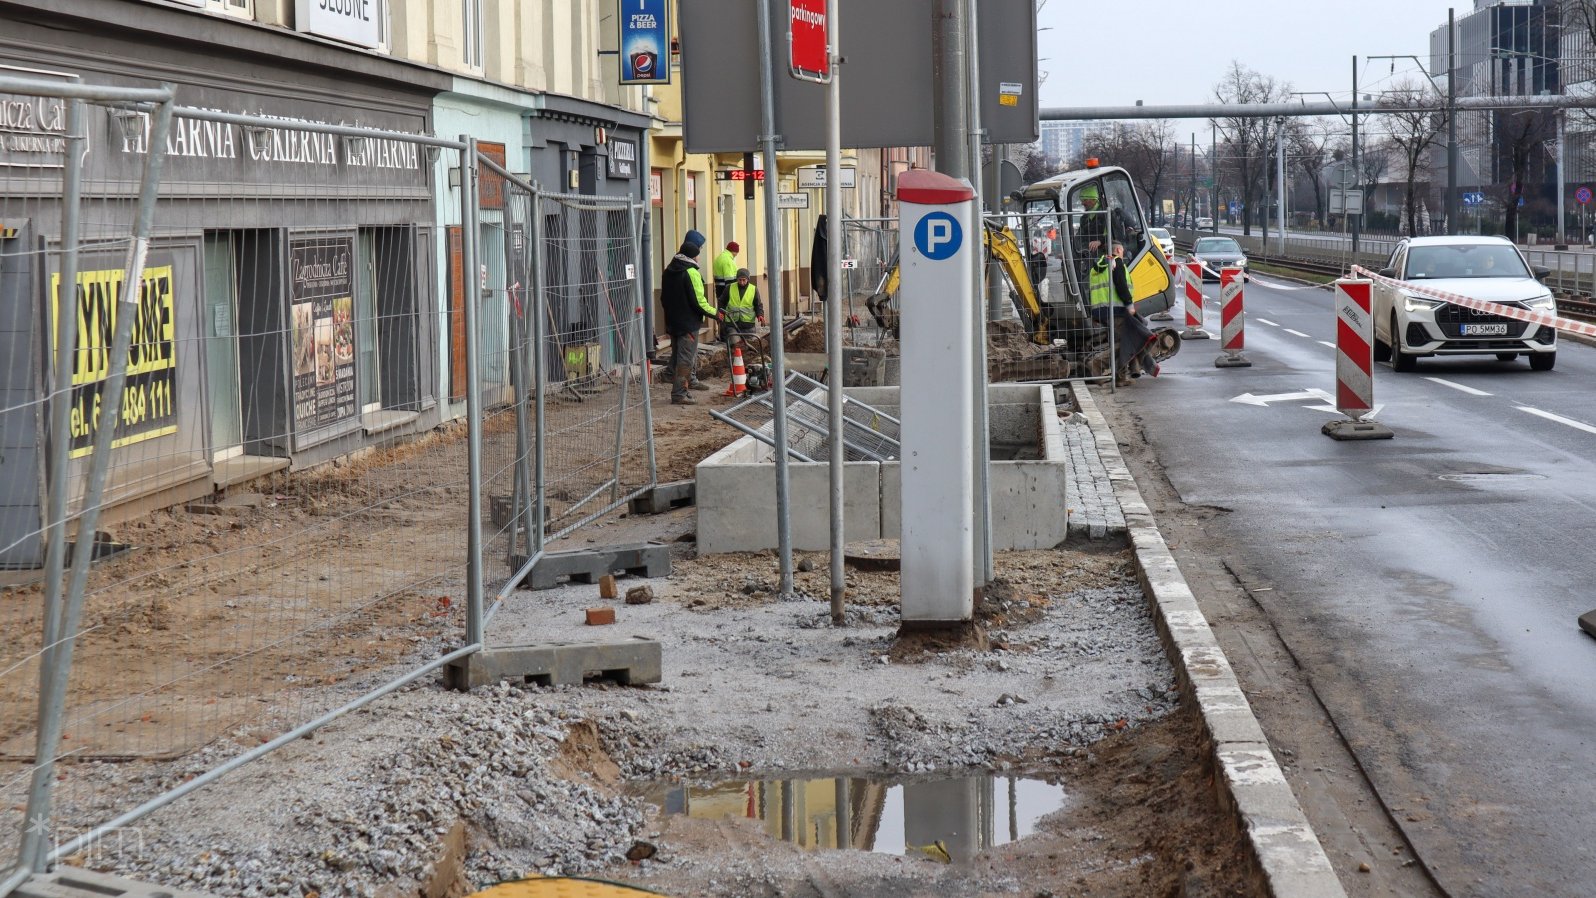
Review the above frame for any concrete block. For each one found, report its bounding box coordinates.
[987,460,1069,550]
[841,346,888,386]
[512,542,670,591]
[16,869,220,897]
[697,459,881,553]
[628,479,696,515]
[445,638,663,691]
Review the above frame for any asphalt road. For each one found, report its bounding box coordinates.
[1120,273,1596,896]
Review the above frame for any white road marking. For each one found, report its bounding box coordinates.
[1425,377,1492,397]
[1517,406,1596,436]
[1256,318,1280,327]
[1231,388,1336,407]
[1318,341,1337,349]
[1284,329,1312,338]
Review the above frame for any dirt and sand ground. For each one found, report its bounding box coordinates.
[1,366,1259,898]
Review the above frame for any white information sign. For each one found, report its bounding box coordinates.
[295,0,384,49]
[797,166,856,189]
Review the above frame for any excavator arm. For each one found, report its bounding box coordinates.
[865,222,1050,344]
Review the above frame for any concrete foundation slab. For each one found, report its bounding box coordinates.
[1322,419,1394,441]
[1579,608,1596,638]
[17,869,219,898]
[700,383,1067,555]
[628,480,697,515]
[445,637,663,691]
[512,543,671,591]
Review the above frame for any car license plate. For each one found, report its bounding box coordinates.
[1461,323,1508,336]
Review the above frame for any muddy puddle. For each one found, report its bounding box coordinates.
[639,771,1068,864]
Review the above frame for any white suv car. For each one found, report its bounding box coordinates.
[1372,235,1557,372]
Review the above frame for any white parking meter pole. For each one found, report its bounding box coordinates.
[898,171,978,627]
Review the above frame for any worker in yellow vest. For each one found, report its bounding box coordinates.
[723,267,765,356]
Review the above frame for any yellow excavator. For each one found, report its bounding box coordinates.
[864,161,1182,377]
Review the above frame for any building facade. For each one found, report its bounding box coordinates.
[1430,0,1562,231]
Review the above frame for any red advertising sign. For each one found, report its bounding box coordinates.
[788,0,830,83]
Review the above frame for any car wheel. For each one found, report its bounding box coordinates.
[1390,313,1416,372]
[1373,323,1392,362]
[1530,351,1556,371]
[1495,352,1518,362]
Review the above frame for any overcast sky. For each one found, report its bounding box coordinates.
[1036,0,1466,114]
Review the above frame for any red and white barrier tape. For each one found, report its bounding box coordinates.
[1350,265,1596,339]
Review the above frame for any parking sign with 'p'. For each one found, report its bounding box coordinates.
[913,212,963,261]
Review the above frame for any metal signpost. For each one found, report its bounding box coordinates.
[1579,185,1591,244]
[755,0,796,598]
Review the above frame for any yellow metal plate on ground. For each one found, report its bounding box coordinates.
[471,878,672,897]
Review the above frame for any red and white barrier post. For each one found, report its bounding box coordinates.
[1214,266,1251,368]
[1323,277,1393,440]
[1181,261,1209,340]
[1150,254,1178,321]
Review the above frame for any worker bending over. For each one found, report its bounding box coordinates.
[1088,242,1159,385]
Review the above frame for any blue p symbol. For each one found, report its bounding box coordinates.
[914,212,963,261]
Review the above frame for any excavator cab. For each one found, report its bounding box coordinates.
[1012,164,1175,329]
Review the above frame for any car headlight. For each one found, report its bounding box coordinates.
[1525,295,1556,312]
[1403,293,1443,313]
[1236,258,1248,267]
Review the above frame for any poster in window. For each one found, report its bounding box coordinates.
[49,258,178,458]
[288,236,358,444]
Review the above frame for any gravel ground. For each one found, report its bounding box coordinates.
[54,526,1188,897]
[27,390,1259,897]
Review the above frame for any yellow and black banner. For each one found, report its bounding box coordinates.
[50,262,178,458]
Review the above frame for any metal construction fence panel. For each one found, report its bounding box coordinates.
[0,81,177,884]
[0,93,652,891]
[477,170,655,598]
[1,109,484,876]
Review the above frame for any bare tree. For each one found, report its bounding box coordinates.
[1019,144,1050,182]
[1289,119,1334,225]
[1211,62,1291,238]
[1494,108,1556,239]
[1380,81,1449,237]
[1082,119,1179,218]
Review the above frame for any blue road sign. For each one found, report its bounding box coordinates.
[1578,186,1593,206]
[1462,191,1485,207]
[1228,202,1239,215]
[913,212,963,261]
[620,0,671,84]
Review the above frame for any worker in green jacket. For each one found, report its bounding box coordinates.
[712,240,740,310]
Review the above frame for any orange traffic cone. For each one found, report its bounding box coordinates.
[723,345,747,397]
